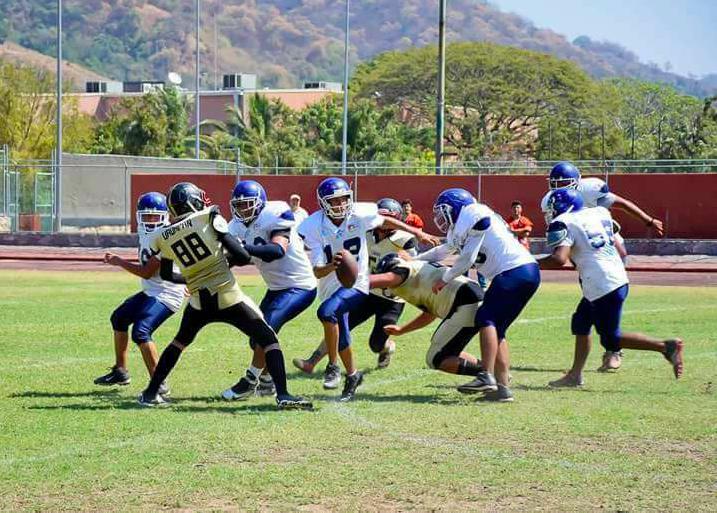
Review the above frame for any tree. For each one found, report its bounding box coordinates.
[352,42,612,160]
[0,62,93,159]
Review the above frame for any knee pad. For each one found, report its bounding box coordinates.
[425,351,440,370]
[110,308,129,332]
[131,323,152,345]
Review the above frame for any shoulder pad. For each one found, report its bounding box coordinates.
[279,209,295,222]
[212,214,229,234]
[472,216,491,231]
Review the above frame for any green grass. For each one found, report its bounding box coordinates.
[0,270,715,512]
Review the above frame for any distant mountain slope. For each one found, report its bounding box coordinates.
[0,0,714,96]
[0,41,111,87]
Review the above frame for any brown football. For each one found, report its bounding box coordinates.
[335,249,358,288]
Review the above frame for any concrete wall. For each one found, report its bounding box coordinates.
[61,154,234,228]
[131,173,717,239]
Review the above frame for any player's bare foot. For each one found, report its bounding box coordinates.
[292,357,316,375]
[548,373,585,388]
[663,339,684,379]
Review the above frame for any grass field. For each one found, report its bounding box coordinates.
[0,269,715,512]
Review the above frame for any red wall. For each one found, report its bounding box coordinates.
[132,173,717,239]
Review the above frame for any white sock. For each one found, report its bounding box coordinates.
[248,366,262,380]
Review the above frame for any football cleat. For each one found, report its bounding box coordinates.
[663,339,684,379]
[221,371,257,401]
[137,390,170,408]
[256,375,276,397]
[157,380,171,398]
[323,363,342,390]
[340,371,364,402]
[377,340,396,369]
[457,371,498,394]
[597,351,621,372]
[276,394,314,411]
[479,384,515,403]
[94,366,130,386]
[548,373,585,388]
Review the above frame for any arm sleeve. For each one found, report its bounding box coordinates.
[159,258,186,284]
[402,238,418,257]
[212,214,252,266]
[244,242,286,263]
[416,243,453,262]
[442,233,485,283]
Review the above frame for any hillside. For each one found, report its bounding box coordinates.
[0,0,714,96]
[0,41,111,88]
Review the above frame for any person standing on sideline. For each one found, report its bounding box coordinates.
[507,200,533,250]
[289,194,309,225]
[401,199,425,230]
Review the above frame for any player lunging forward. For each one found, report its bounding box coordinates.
[299,178,438,401]
[539,189,683,387]
[292,197,417,372]
[371,254,493,395]
[420,188,541,402]
[544,161,665,370]
[138,182,311,410]
[222,180,317,400]
[94,192,184,395]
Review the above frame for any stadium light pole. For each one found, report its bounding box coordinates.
[54,0,63,231]
[340,0,350,176]
[435,0,447,176]
[195,0,201,159]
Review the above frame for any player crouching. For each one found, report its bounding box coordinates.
[539,189,683,387]
[95,192,185,396]
[137,182,312,410]
[371,254,493,396]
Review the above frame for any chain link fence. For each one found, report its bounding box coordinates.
[0,150,55,233]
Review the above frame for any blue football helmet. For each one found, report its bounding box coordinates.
[317,177,353,220]
[548,161,581,190]
[546,188,584,223]
[136,192,168,233]
[376,198,402,219]
[231,180,267,224]
[432,188,477,233]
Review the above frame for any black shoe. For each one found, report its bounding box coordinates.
[256,376,276,397]
[323,363,341,390]
[457,371,498,394]
[340,371,364,402]
[276,394,314,411]
[94,366,130,386]
[221,371,258,401]
[479,384,515,403]
[137,390,170,408]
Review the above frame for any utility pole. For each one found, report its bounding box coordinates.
[340,0,351,175]
[54,0,63,232]
[195,0,201,159]
[435,0,447,175]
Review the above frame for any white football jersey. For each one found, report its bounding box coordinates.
[138,230,185,312]
[299,202,384,300]
[577,177,616,208]
[547,206,628,301]
[228,201,317,291]
[448,203,535,281]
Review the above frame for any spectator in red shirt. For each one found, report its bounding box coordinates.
[508,200,533,250]
[401,199,424,230]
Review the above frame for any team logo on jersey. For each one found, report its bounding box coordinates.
[348,223,358,232]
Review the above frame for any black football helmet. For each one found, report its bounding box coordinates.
[376,198,403,219]
[375,252,403,274]
[167,182,207,219]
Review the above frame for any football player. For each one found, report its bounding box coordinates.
[539,188,683,387]
[298,178,439,401]
[292,197,417,372]
[221,180,318,401]
[370,254,491,394]
[94,192,185,396]
[419,188,541,402]
[543,161,664,367]
[137,182,312,410]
